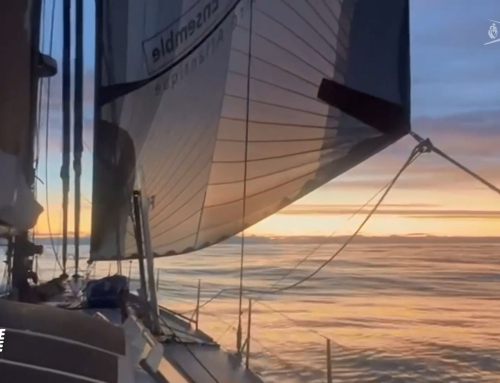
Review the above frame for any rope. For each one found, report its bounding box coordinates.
[254,300,343,347]
[183,142,425,314]
[267,150,420,291]
[411,132,500,196]
[44,0,63,273]
[203,308,311,370]
[157,312,221,383]
[237,0,254,347]
[266,181,391,291]
[264,143,424,294]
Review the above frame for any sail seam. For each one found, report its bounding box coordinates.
[215,137,339,143]
[224,93,339,118]
[306,0,349,50]
[234,24,331,78]
[207,156,338,186]
[231,47,319,88]
[148,164,210,229]
[228,70,327,104]
[141,121,207,194]
[147,140,214,214]
[219,116,340,130]
[280,0,347,55]
[213,145,343,163]
[145,121,215,196]
[254,5,347,71]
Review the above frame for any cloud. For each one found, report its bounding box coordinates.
[221,234,500,244]
[278,205,500,219]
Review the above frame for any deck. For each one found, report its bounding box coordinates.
[81,302,264,383]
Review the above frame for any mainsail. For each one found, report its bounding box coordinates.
[0,0,43,232]
[91,0,410,260]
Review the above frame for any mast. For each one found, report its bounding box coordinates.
[73,0,84,279]
[140,195,161,335]
[11,0,44,300]
[132,191,149,302]
[61,0,71,276]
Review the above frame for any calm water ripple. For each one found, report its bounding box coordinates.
[10,242,500,382]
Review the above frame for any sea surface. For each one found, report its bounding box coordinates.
[3,242,500,382]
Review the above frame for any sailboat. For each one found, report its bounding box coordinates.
[0,0,412,381]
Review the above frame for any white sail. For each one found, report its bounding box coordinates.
[91,0,410,259]
[0,0,43,231]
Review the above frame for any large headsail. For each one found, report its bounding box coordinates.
[0,0,44,232]
[91,0,410,260]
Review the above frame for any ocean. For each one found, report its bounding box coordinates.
[3,242,500,382]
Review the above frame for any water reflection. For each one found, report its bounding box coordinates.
[25,243,500,382]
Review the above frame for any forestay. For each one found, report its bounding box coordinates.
[91,0,410,260]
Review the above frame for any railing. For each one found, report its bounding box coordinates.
[159,273,338,382]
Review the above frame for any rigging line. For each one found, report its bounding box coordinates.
[410,132,500,196]
[264,147,425,294]
[177,176,390,313]
[238,0,254,353]
[224,93,338,119]
[249,333,295,370]
[254,300,343,347]
[265,187,390,291]
[34,0,50,242]
[44,0,63,272]
[188,142,425,311]
[206,308,334,370]
[261,155,422,292]
[82,139,91,152]
[216,320,236,343]
[61,0,71,275]
[34,0,47,170]
[156,313,221,383]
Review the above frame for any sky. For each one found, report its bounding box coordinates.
[34,0,500,239]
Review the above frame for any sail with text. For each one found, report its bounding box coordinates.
[90,0,410,260]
